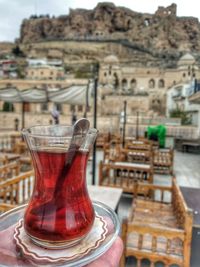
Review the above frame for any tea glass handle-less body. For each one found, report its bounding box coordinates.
[22,121,98,249]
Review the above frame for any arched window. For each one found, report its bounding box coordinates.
[158,79,165,88]
[122,78,128,91]
[183,73,186,77]
[130,79,137,90]
[104,72,107,77]
[149,79,155,89]
[109,65,112,75]
[113,72,119,89]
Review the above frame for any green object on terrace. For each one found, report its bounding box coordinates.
[147,125,166,148]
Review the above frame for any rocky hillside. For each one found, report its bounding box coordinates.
[0,42,15,58]
[20,2,200,54]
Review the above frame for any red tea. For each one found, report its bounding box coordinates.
[24,149,94,244]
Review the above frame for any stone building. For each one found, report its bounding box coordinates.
[26,65,65,80]
[98,53,200,116]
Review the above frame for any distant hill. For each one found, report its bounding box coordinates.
[0,42,15,57]
[18,2,200,66]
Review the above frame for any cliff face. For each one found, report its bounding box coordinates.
[19,2,200,53]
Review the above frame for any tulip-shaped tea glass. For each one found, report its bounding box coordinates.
[22,122,97,249]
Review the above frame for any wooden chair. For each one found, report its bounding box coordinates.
[0,161,21,182]
[0,136,12,153]
[120,148,153,165]
[99,161,154,194]
[19,156,32,172]
[153,148,174,175]
[120,179,193,267]
[125,139,152,151]
[103,139,122,163]
[0,155,8,166]
[13,141,27,154]
[0,170,34,205]
[0,203,16,214]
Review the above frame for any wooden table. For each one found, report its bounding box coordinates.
[88,185,123,212]
[180,186,200,266]
[182,142,200,153]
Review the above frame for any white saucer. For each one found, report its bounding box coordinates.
[13,201,120,267]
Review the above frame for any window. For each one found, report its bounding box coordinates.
[41,103,48,112]
[130,79,137,90]
[113,72,119,89]
[149,79,155,89]
[55,103,62,113]
[2,102,14,112]
[70,105,75,112]
[144,18,150,26]
[158,79,165,88]
[122,78,128,91]
[109,65,112,75]
[78,105,83,112]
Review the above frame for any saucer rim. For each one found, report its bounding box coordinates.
[14,212,108,263]
[7,201,120,267]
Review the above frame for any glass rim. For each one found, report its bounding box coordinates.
[22,124,98,138]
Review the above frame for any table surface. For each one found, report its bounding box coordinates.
[182,142,200,146]
[114,161,150,169]
[88,185,122,211]
[180,186,200,227]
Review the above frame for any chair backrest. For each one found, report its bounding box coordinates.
[0,155,8,166]
[0,161,21,182]
[133,182,172,203]
[0,170,34,205]
[171,179,193,230]
[99,161,154,193]
[125,139,152,151]
[120,148,153,165]
[153,148,174,163]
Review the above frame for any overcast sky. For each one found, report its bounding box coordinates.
[0,0,199,42]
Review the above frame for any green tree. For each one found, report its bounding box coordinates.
[170,107,192,125]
